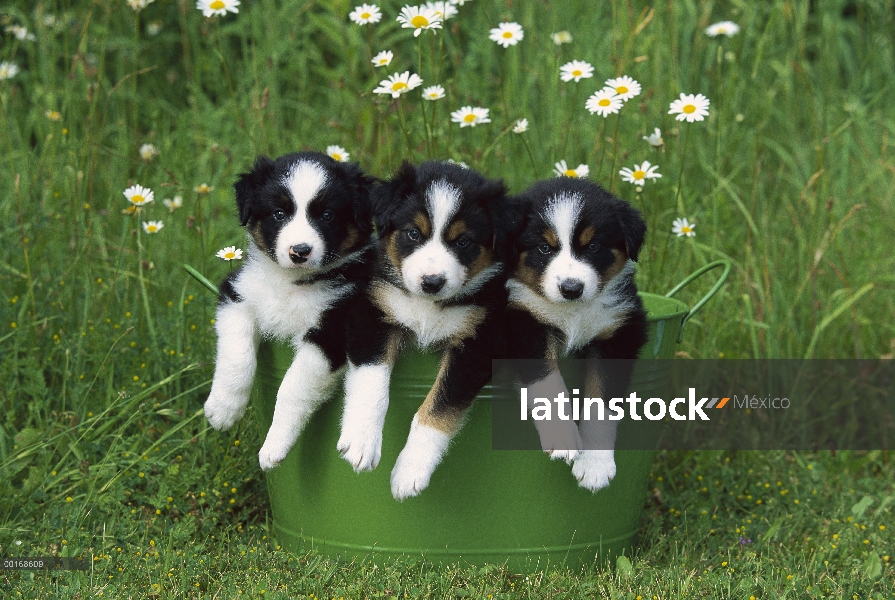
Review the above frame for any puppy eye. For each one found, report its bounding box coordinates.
[320,210,334,222]
[538,243,553,255]
[455,236,470,248]
[272,209,286,222]
[587,242,600,252]
[406,229,421,241]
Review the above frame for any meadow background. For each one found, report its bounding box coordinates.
[1,0,894,597]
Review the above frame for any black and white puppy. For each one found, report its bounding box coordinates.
[204,151,376,470]
[338,160,510,500]
[505,177,648,491]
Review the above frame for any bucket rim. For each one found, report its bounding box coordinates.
[639,291,689,323]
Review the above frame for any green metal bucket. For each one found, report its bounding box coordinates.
[193,260,730,572]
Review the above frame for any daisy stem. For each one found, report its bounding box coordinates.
[417,36,423,86]
[559,83,580,159]
[608,110,623,189]
[713,44,723,252]
[673,124,691,214]
[395,98,414,157]
[481,123,514,165]
[135,218,158,350]
[421,99,433,159]
[131,12,139,137]
[592,118,609,179]
[520,134,539,178]
[215,20,236,97]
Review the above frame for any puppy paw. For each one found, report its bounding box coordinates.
[547,448,581,464]
[258,441,290,471]
[203,391,247,431]
[536,420,583,464]
[337,426,382,472]
[571,450,616,492]
[390,450,435,501]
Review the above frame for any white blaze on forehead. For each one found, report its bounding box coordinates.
[425,180,461,237]
[275,160,329,269]
[542,192,600,302]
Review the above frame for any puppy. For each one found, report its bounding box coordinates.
[504,177,648,491]
[204,151,376,470]
[337,160,510,500]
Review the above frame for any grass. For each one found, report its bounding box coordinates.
[1,0,894,597]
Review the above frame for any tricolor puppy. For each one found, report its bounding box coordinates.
[338,160,510,500]
[504,177,648,491]
[204,151,376,470]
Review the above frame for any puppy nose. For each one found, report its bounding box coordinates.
[421,274,446,294]
[559,278,584,300]
[289,243,312,263]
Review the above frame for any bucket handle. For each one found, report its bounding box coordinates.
[664,260,731,341]
[184,264,219,296]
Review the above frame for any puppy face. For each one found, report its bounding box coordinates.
[512,178,645,303]
[234,152,374,271]
[373,161,507,300]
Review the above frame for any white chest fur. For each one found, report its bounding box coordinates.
[506,262,637,356]
[371,282,485,349]
[234,256,353,344]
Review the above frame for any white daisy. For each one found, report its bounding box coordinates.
[371,50,393,67]
[142,220,164,234]
[585,89,623,117]
[0,62,20,81]
[327,145,350,162]
[668,93,710,122]
[396,5,442,37]
[422,85,445,100]
[373,71,423,98]
[452,0,472,5]
[554,160,589,178]
[163,196,183,212]
[450,106,491,128]
[196,0,240,18]
[146,21,163,35]
[123,185,154,206]
[559,60,594,83]
[603,75,641,101]
[194,183,214,194]
[349,3,382,25]
[551,31,572,45]
[705,21,740,37]
[126,0,156,11]
[139,143,159,161]
[5,25,36,41]
[489,22,524,48]
[423,1,457,20]
[512,118,529,134]
[619,161,662,185]
[672,218,696,237]
[216,246,244,261]
[643,127,663,147]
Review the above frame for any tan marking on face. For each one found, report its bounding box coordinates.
[579,226,596,246]
[512,251,541,290]
[601,249,629,287]
[412,212,431,238]
[338,224,360,254]
[384,230,404,274]
[542,228,558,248]
[250,223,268,252]
[416,353,465,434]
[446,220,468,242]
[466,246,494,280]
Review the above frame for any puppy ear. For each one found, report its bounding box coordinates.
[488,194,530,264]
[234,155,275,226]
[614,199,647,262]
[371,161,416,234]
[334,160,378,235]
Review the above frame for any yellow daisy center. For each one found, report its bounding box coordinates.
[428,93,438,98]
[131,195,145,204]
[564,169,577,177]
[224,251,235,259]
[598,99,610,107]
[683,104,696,114]
[411,15,429,27]
[146,225,157,233]
[210,0,225,9]
[463,113,477,123]
[391,82,408,91]
[503,31,513,38]
[717,27,726,34]
[361,12,371,19]
[572,70,582,77]
[633,170,646,180]
[331,153,342,161]
[616,85,629,94]
[378,58,388,64]
[682,226,692,233]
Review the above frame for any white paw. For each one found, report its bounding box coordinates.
[258,441,291,471]
[571,450,616,492]
[204,391,248,431]
[337,425,382,472]
[390,449,436,501]
[535,420,583,464]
